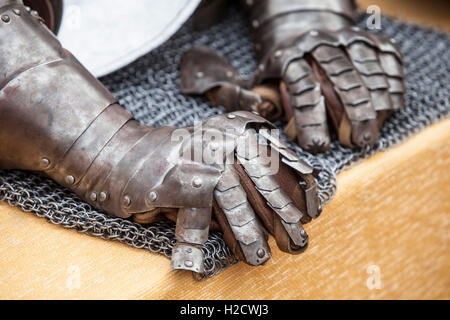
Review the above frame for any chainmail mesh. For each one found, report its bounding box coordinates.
[0,8,449,280]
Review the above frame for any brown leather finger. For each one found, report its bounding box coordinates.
[257,128,319,219]
[234,161,308,254]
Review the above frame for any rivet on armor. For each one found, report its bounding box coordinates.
[274,50,282,58]
[40,157,50,168]
[257,248,265,258]
[122,195,131,207]
[258,64,265,72]
[149,191,158,202]
[31,10,38,16]
[226,71,233,78]
[310,30,319,36]
[196,71,204,78]
[300,230,307,237]
[24,6,31,12]
[184,260,194,267]
[90,192,97,202]
[352,27,361,32]
[252,20,259,29]
[1,15,10,23]
[186,248,193,253]
[209,142,219,151]
[99,192,107,202]
[65,175,75,185]
[227,114,236,119]
[391,38,397,43]
[363,132,372,142]
[13,9,21,16]
[192,177,202,188]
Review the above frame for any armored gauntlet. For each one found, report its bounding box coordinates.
[181,0,406,153]
[0,0,320,273]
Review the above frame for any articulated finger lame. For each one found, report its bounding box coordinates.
[183,0,406,153]
[214,164,271,266]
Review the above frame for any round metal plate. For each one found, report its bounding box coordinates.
[57,0,201,77]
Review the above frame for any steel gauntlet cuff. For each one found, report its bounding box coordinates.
[243,0,357,57]
[0,0,220,219]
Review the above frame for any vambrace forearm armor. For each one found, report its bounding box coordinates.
[0,0,320,273]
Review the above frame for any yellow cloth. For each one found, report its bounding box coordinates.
[0,119,449,300]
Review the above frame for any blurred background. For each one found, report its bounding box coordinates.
[358,0,449,31]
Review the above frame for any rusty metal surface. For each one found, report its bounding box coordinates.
[24,0,63,34]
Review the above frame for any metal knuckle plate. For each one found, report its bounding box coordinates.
[221,202,257,227]
[387,78,406,94]
[271,202,302,224]
[258,188,292,209]
[313,45,344,63]
[320,56,355,77]
[251,175,280,191]
[180,45,240,94]
[297,30,340,53]
[284,59,311,83]
[289,77,318,95]
[281,157,314,176]
[291,86,322,107]
[216,168,241,192]
[330,71,364,91]
[230,219,264,246]
[360,74,389,90]
[293,98,328,126]
[379,53,405,78]
[347,42,378,63]
[343,100,377,121]
[214,185,248,210]
[238,156,275,178]
[353,60,385,76]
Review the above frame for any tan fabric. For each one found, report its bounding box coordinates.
[0,119,448,299]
